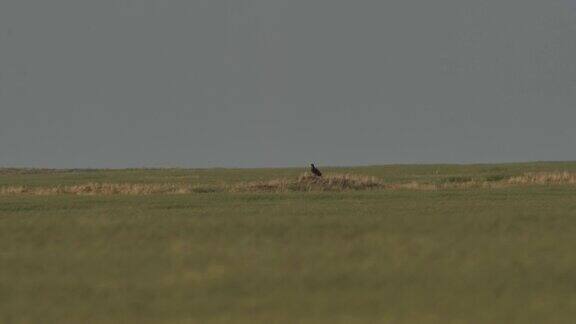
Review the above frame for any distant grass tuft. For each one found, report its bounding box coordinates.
[507,171,576,185]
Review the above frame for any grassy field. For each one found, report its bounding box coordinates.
[2,162,576,323]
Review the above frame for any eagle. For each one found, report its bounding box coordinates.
[310,163,322,177]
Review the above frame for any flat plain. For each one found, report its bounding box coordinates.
[2,162,576,323]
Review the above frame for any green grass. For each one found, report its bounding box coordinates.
[2,163,576,323]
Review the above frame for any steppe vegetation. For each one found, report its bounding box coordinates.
[3,168,576,195]
[2,162,576,323]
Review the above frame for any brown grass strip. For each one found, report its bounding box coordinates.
[2,171,576,195]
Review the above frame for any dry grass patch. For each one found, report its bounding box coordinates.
[507,172,576,185]
[3,171,576,195]
[231,172,384,192]
[0,183,222,196]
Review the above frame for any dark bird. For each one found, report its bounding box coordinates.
[311,163,322,177]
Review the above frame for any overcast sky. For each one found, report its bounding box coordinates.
[1,0,576,168]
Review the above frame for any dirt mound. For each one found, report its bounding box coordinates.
[231,172,384,192]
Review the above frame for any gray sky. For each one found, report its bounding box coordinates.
[1,0,576,168]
